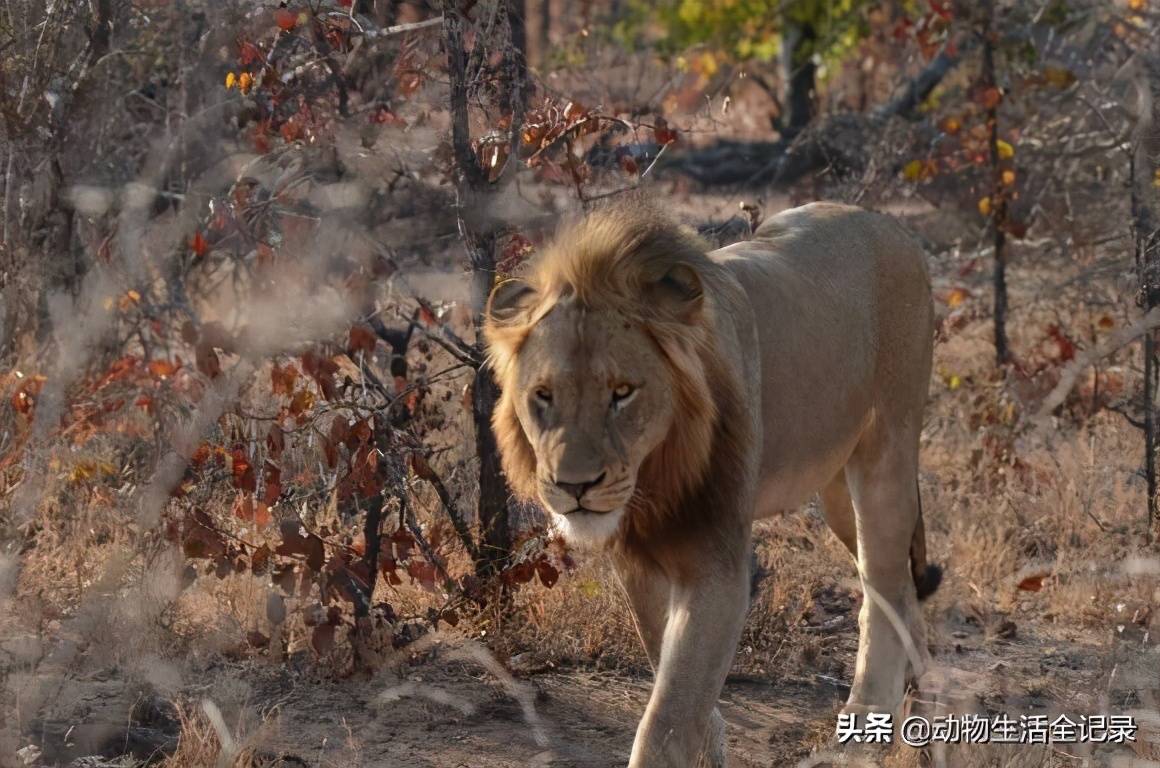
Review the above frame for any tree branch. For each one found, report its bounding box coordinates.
[1036,306,1160,421]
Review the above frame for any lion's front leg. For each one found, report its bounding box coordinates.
[625,547,749,768]
[614,556,728,767]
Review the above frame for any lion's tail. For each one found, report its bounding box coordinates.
[910,480,943,601]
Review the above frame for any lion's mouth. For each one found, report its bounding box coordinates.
[563,505,612,516]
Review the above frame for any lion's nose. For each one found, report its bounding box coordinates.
[555,471,606,500]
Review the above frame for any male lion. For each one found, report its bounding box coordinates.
[483,201,940,766]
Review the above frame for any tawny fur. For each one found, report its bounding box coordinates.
[484,199,938,767]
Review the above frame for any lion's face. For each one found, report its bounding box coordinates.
[484,215,716,549]
[507,300,675,545]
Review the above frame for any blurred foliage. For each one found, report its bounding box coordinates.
[615,0,875,66]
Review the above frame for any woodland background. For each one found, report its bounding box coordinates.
[2,0,1160,766]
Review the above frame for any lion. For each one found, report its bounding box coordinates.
[483,200,940,767]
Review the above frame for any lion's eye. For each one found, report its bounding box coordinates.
[611,383,635,406]
[534,387,553,405]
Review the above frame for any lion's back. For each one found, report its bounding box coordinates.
[709,202,934,510]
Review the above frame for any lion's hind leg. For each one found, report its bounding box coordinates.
[819,471,858,560]
[841,427,930,716]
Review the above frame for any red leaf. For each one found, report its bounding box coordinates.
[653,116,678,145]
[347,418,372,448]
[311,624,336,655]
[271,362,299,396]
[348,323,377,357]
[239,40,262,66]
[263,459,282,506]
[273,8,297,31]
[407,560,437,591]
[1017,574,1048,592]
[535,559,559,588]
[275,521,326,571]
[190,231,209,257]
[409,452,436,482]
[975,87,1002,110]
[266,423,285,458]
[231,448,256,492]
[195,339,221,379]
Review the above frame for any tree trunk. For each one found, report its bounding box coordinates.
[1131,49,1160,541]
[981,5,1010,365]
[780,17,816,139]
[539,0,551,63]
[443,0,529,575]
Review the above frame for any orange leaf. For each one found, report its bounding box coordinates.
[254,500,272,529]
[289,388,315,416]
[945,288,969,308]
[148,359,180,379]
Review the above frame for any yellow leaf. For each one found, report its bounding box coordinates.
[902,159,924,182]
[1129,0,1146,10]
[239,72,254,94]
[117,289,141,312]
[946,288,968,308]
[996,139,1015,159]
[1153,168,1160,188]
[695,52,719,78]
[947,374,962,390]
[1042,67,1077,89]
[578,579,601,597]
[225,72,237,89]
[978,196,993,216]
[1001,169,1016,186]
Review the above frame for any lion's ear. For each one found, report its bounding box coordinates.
[647,263,704,323]
[485,278,538,326]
